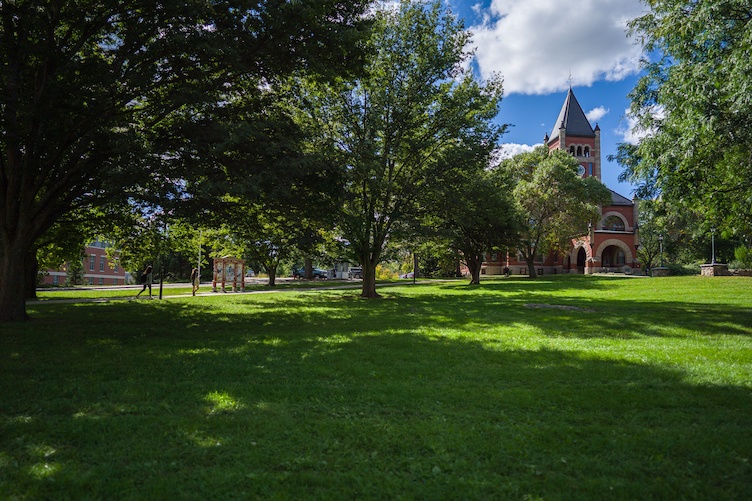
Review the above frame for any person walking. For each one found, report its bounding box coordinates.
[136,265,153,298]
[190,267,199,296]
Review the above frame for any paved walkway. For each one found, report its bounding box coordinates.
[29,273,646,306]
[27,279,434,305]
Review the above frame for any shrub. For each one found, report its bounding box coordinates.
[376,264,398,280]
[731,246,752,269]
[668,263,700,276]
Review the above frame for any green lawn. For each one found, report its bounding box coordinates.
[2,275,751,499]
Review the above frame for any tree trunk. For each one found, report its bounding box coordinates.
[360,258,380,298]
[304,257,313,280]
[526,257,538,278]
[25,250,38,300]
[266,265,277,287]
[0,240,32,322]
[467,257,482,285]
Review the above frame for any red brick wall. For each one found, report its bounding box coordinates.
[39,244,127,286]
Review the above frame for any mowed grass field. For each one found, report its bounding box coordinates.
[2,275,751,499]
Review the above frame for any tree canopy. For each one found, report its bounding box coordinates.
[502,146,611,278]
[0,0,370,321]
[425,145,519,285]
[307,0,505,297]
[617,0,752,241]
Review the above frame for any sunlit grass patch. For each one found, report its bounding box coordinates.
[204,391,245,415]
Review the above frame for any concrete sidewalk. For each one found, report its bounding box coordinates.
[28,280,441,305]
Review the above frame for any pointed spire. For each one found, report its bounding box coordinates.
[547,88,595,143]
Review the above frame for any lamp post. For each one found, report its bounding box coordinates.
[413,252,418,285]
[198,229,202,277]
[659,234,664,267]
[711,228,716,264]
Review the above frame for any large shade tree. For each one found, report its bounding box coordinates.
[502,146,611,278]
[617,0,752,241]
[424,145,520,285]
[440,171,520,285]
[308,0,504,298]
[0,0,370,321]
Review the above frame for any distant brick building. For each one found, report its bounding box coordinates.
[40,239,127,286]
[483,88,640,275]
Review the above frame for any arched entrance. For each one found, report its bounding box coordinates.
[577,247,586,274]
[601,245,626,269]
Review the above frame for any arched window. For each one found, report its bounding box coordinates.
[576,146,582,156]
[602,215,626,231]
[584,146,590,157]
[569,146,575,155]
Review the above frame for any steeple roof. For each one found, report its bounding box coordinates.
[548,88,595,143]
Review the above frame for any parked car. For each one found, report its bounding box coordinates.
[348,267,362,279]
[292,267,329,279]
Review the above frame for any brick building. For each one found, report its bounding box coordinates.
[483,88,639,275]
[40,239,127,286]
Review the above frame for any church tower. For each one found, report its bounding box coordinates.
[478,87,640,277]
[543,88,601,180]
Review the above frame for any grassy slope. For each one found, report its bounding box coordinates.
[2,275,751,499]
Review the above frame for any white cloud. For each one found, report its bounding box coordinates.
[498,142,539,159]
[586,106,609,123]
[616,105,665,145]
[616,111,641,145]
[470,0,645,95]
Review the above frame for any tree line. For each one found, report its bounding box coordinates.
[6,0,745,322]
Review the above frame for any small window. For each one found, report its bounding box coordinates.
[588,163,593,176]
[52,275,59,285]
[584,146,590,157]
[491,253,499,262]
[100,256,105,272]
[99,277,104,285]
[569,146,575,155]
[113,278,118,286]
[576,146,582,156]
[89,255,95,270]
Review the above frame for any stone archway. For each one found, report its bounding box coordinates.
[568,238,592,274]
[576,247,586,274]
[594,239,633,271]
[601,245,625,267]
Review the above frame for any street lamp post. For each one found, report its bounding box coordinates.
[711,228,716,264]
[659,234,664,267]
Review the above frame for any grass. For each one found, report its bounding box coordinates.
[2,275,751,499]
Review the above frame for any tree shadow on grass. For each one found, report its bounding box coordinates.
[2,296,752,499]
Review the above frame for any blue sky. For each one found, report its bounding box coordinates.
[445,0,647,196]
